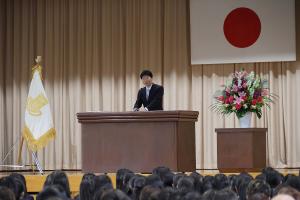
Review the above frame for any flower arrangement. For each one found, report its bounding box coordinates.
[211,70,275,119]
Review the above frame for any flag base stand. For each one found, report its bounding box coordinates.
[18,136,44,174]
[1,135,44,175]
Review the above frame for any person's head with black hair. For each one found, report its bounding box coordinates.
[123,172,136,195]
[262,167,284,189]
[214,188,239,200]
[157,187,181,200]
[131,175,146,200]
[247,193,269,200]
[95,189,115,200]
[37,185,67,200]
[246,179,272,199]
[93,184,114,200]
[95,174,113,190]
[114,189,131,200]
[148,189,163,200]
[145,174,164,188]
[234,172,254,200]
[0,176,20,199]
[173,173,186,189]
[183,191,202,200]
[189,172,203,194]
[0,186,15,200]
[285,175,300,192]
[176,176,195,195]
[140,70,153,87]
[127,175,146,199]
[228,174,238,191]
[202,189,217,200]
[152,166,171,178]
[202,175,215,193]
[214,173,230,190]
[43,171,71,198]
[11,178,26,200]
[152,167,173,188]
[116,169,133,191]
[284,174,296,183]
[100,189,130,200]
[139,185,161,200]
[161,172,174,188]
[9,173,32,200]
[9,173,26,191]
[79,173,96,200]
[255,173,267,181]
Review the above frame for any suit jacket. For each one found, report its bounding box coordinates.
[134,83,164,111]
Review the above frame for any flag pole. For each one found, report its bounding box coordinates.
[17,136,24,165]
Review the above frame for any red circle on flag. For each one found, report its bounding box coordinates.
[223,7,261,48]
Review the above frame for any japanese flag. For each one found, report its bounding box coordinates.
[190,0,296,64]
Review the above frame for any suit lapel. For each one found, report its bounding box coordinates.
[148,84,156,102]
[142,87,148,103]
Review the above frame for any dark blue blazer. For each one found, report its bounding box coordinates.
[134,83,164,111]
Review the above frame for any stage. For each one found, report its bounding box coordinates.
[0,169,299,195]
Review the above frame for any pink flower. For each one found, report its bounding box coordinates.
[225,87,231,94]
[238,91,246,98]
[234,96,244,105]
[217,96,225,102]
[261,89,269,96]
[232,85,238,92]
[234,71,248,79]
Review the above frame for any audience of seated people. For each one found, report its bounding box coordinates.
[1,167,300,200]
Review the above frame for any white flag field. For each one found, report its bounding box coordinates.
[23,66,56,151]
[190,0,296,64]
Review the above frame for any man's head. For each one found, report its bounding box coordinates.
[140,70,153,87]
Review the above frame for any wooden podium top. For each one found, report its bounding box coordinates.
[215,128,268,133]
[77,110,199,123]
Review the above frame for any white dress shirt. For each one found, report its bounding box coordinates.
[146,84,152,101]
[145,84,152,111]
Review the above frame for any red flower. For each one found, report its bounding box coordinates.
[252,99,257,105]
[242,96,248,101]
[235,104,242,110]
[257,96,263,103]
[228,96,234,103]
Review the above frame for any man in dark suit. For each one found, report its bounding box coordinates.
[133,70,164,111]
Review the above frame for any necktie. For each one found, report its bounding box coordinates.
[146,88,149,101]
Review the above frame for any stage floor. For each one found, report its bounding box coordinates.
[0,169,299,195]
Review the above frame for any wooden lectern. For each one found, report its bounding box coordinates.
[77,111,199,173]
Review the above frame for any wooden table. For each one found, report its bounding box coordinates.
[215,128,267,172]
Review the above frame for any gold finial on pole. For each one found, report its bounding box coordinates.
[32,56,43,79]
[35,56,42,65]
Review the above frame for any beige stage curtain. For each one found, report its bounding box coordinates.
[0,0,299,170]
